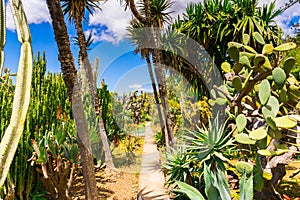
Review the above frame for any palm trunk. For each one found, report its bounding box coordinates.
[46,1,98,199]
[145,53,166,145]
[75,15,115,169]
[151,49,175,145]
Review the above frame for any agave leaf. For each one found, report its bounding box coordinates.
[240,172,253,200]
[175,181,205,200]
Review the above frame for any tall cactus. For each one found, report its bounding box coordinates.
[0,0,5,76]
[0,0,32,187]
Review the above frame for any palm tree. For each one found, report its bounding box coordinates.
[123,0,176,145]
[127,19,167,145]
[61,0,115,169]
[46,0,98,199]
[174,0,282,67]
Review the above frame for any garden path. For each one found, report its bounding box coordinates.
[138,122,169,200]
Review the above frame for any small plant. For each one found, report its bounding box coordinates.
[154,131,164,148]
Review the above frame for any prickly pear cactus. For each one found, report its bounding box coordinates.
[210,32,300,198]
[0,0,32,187]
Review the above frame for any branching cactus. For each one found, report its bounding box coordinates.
[210,32,300,198]
[0,0,32,187]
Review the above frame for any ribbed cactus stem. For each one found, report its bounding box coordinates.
[0,0,6,76]
[0,42,32,187]
[0,0,32,187]
[9,0,31,43]
[93,57,98,87]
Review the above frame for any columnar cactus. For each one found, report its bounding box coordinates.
[0,0,32,187]
[0,0,5,76]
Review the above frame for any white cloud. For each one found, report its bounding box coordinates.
[128,84,143,89]
[6,0,50,31]
[88,0,132,44]
[87,0,300,43]
[259,0,300,36]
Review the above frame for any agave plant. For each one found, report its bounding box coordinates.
[184,116,234,200]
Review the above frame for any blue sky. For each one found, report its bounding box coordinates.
[3,0,300,94]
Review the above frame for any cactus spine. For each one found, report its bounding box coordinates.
[0,0,32,187]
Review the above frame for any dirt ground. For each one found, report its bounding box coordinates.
[70,168,139,200]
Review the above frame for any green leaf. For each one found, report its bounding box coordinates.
[228,46,239,63]
[253,173,264,191]
[244,45,257,54]
[274,116,297,129]
[272,68,286,89]
[249,126,267,140]
[236,161,253,174]
[259,80,271,105]
[236,114,247,132]
[240,56,251,68]
[240,172,253,200]
[215,97,227,105]
[175,181,205,200]
[262,44,274,55]
[254,54,265,67]
[242,34,250,45]
[263,171,272,180]
[235,133,256,145]
[221,62,231,73]
[274,42,297,51]
[266,116,277,130]
[254,32,265,45]
[263,56,272,69]
[267,128,282,139]
[282,57,296,74]
[232,76,243,90]
[257,149,272,156]
[233,63,244,73]
[228,42,243,48]
[262,96,279,119]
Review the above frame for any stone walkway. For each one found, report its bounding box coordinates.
[138,122,169,200]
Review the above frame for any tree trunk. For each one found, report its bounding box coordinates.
[145,53,166,145]
[46,0,98,199]
[151,47,175,145]
[74,15,115,169]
